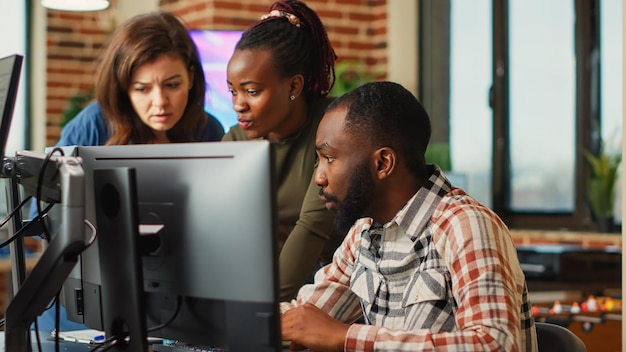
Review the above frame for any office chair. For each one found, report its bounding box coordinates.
[535,322,587,352]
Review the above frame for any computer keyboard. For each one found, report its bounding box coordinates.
[151,339,295,351]
[152,342,225,352]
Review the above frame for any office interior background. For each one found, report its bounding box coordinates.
[0,0,624,349]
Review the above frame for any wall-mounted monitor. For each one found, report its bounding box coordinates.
[189,30,242,133]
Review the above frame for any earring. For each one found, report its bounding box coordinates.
[290,95,295,101]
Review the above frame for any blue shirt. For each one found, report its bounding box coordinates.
[57,102,225,146]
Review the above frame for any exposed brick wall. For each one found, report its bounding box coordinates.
[43,0,387,146]
[45,9,110,146]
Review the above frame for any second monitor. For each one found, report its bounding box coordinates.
[62,140,280,351]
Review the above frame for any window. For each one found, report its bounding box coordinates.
[507,0,576,213]
[492,0,622,230]
[424,0,622,231]
[449,0,492,207]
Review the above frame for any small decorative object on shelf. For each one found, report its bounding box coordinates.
[531,294,622,331]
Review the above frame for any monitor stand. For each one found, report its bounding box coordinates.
[93,167,148,351]
[4,156,86,352]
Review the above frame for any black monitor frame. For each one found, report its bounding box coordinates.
[0,54,25,298]
[0,53,23,159]
[93,167,148,351]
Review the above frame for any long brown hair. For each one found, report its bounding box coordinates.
[95,11,207,145]
[236,0,337,101]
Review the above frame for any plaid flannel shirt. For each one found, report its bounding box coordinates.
[281,166,537,351]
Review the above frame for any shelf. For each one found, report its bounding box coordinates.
[510,229,622,249]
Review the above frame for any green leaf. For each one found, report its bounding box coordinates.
[580,141,621,218]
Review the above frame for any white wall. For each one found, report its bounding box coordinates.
[31,0,47,153]
[387,1,418,96]
[113,0,160,24]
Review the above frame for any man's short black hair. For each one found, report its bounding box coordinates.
[326,81,432,178]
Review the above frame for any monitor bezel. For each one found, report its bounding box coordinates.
[0,54,23,158]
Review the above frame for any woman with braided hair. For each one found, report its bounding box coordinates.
[224,0,341,300]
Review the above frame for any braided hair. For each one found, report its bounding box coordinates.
[236,0,337,99]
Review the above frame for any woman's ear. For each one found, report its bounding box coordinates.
[373,147,395,180]
[289,74,305,99]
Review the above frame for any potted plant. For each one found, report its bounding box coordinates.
[61,88,94,127]
[329,60,376,97]
[581,141,621,232]
[425,142,452,171]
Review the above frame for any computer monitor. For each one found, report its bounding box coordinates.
[0,53,23,158]
[188,29,242,132]
[63,140,281,351]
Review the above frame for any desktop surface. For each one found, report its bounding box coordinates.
[0,331,303,352]
[0,332,91,352]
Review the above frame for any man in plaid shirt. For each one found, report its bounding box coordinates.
[280,81,537,351]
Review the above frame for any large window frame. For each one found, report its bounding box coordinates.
[419,0,614,231]
[492,0,601,230]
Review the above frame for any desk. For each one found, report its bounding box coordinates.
[0,332,299,352]
[510,229,622,248]
[0,331,91,352]
[517,244,621,303]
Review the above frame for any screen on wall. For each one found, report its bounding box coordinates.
[189,30,242,132]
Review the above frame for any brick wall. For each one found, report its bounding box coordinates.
[45,10,110,146]
[43,0,388,146]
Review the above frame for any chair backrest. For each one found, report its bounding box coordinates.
[535,322,587,352]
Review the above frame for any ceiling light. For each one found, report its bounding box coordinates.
[41,0,110,12]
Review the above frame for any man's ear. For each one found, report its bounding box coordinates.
[289,74,305,99]
[373,147,395,180]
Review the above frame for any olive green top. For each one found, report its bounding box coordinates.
[222,97,340,300]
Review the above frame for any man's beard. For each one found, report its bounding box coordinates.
[333,160,376,235]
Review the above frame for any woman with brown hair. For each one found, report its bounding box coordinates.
[58,11,224,146]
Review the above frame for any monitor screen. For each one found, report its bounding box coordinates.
[189,30,242,133]
[62,140,281,351]
[0,54,23,158]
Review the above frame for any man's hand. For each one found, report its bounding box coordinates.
[281,303,350,352]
